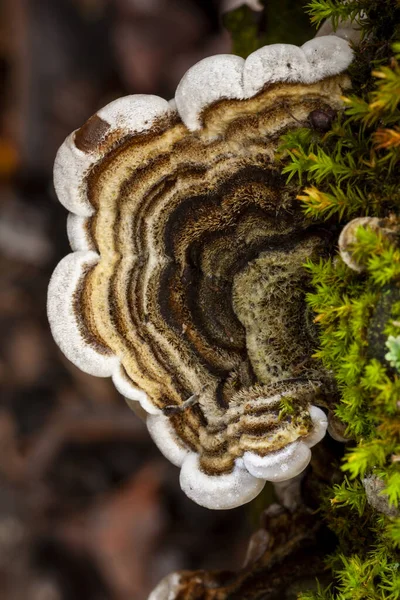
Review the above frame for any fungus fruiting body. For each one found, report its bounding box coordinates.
[48,36,353,509]
[338,215,400,272]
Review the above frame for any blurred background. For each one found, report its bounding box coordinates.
[0,1,313,598]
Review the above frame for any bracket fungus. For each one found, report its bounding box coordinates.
[48,36,353,509]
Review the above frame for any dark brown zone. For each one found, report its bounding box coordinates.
[162,165,304,260]
[125,164,221,405]
[74,114,110,154]
[237,420,299,438]
[72,263,114,355]
[229,413,309,437]
[157,266,238,379]
[199,75,348,130]
[133,162,209,273]
[198,440,229,458]
[215,378,233,410]
[97,164,206,404]
[114,162,178,263]
[84,111,181,211]
[168,415,199,453]
[107,262,151,373]
[243,404,281,416]
[159,166,333,411]
[160,167,288,358]
[122,162,209,361]
[106,264,190,407]
[86,216,98,253]
[169,406,204,452]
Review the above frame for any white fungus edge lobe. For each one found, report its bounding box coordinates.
[147,572,183,600]
[242,405,328,483]
[243,43,310,96]
[47,251,120,377]
[175,36,353,130]
[175,54,246,131]
[67,213,91,252]
[147,414,190,467]
[53,134,96,217]
[180,453,266,510]
[301,36,353,81]
[243,441,311,483]
[96,94,171,132]
[303,405,328,448]
[112,365,159,416]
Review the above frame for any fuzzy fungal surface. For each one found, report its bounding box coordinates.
[48,36,353,509]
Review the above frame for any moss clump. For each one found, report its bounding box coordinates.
[275,2,400,598]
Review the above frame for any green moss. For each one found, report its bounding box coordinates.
[279,394,297,419]
[274,2,400,598]
[223,0,314,58]
[222,5,266,58]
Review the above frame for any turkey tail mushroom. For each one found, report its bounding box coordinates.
[48,36,352,509]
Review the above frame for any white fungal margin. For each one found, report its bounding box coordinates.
[67,213,91,252]
[243,44,310,96]
[301,36,354,81]
[175,36,352,130]
[243,441,311,483]
[303,405,328,448]
[96,94,171,133]
[47,251,120,377]
[147,414,190,467]
[148,573,183,600]
[112,365,160,416]
[53,134,96,217]
[180,453,266,510]
[175,54,245,131]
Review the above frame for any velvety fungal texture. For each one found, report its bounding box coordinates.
[48,36,352,509]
